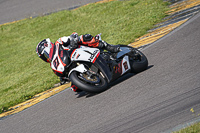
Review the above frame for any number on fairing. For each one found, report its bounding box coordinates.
[53,57,59,69]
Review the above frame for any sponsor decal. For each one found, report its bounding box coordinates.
[92,52,100,63]
[88,50,99,62]
[114,63,122,74]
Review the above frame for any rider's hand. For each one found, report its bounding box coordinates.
[70,38,78,49]
[70,32,78,38]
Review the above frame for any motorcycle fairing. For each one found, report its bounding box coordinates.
[50,44,67,77]
[68,64,87,77]
[94,55,113,83]
[70,47,100,63]
[112,56,131,81]
[121,56,131,74]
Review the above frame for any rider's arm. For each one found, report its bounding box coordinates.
[70,32,79,39]
[55,36,69,46]
[55,36,78,49]
[78,34,100,47]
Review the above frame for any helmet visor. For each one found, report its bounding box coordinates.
[42,47,51,62]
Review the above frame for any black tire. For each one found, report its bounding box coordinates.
[129,49,148,73]
[117,45,148,73]
[69,71,108,93]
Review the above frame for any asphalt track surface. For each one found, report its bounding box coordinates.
[0,0,101,25]
[1,2,200,133]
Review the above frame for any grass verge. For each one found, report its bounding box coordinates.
[0,0,169,113]
[174,122,200,133]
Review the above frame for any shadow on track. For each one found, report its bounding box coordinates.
[75,65,154,98]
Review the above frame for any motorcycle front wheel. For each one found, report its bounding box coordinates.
[69,70,108,93]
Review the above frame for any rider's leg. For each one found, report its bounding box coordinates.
[99,40,120,53]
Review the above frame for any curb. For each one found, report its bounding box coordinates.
[1,0,200,119]
[129,0,200,49]
[0,84,71,119]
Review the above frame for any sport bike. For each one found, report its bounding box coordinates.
[67,34,148,93]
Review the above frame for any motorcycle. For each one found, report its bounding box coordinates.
[64,34,148,93]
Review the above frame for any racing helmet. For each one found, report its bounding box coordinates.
[36,38,52,63]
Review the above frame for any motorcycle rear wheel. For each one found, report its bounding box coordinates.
[70,71,108,93]
[129,49,148,73]
[118,45,148,73]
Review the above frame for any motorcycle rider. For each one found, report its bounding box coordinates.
[36,32,120,91]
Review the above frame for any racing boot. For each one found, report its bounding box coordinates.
[106,43,120,60]
[99,40,120,53]
[99,40,120,59]
[104,42,120,53]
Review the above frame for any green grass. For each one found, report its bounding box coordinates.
[174,122,200,133]
[0,0,169,113]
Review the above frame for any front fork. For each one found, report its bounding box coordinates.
[68,63,88,77]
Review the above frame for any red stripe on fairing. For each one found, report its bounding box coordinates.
[92,52,100,63]
[76,54,80,59]
[49,43,54,61]
[63,48,69,50]
[70,49,76,59]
